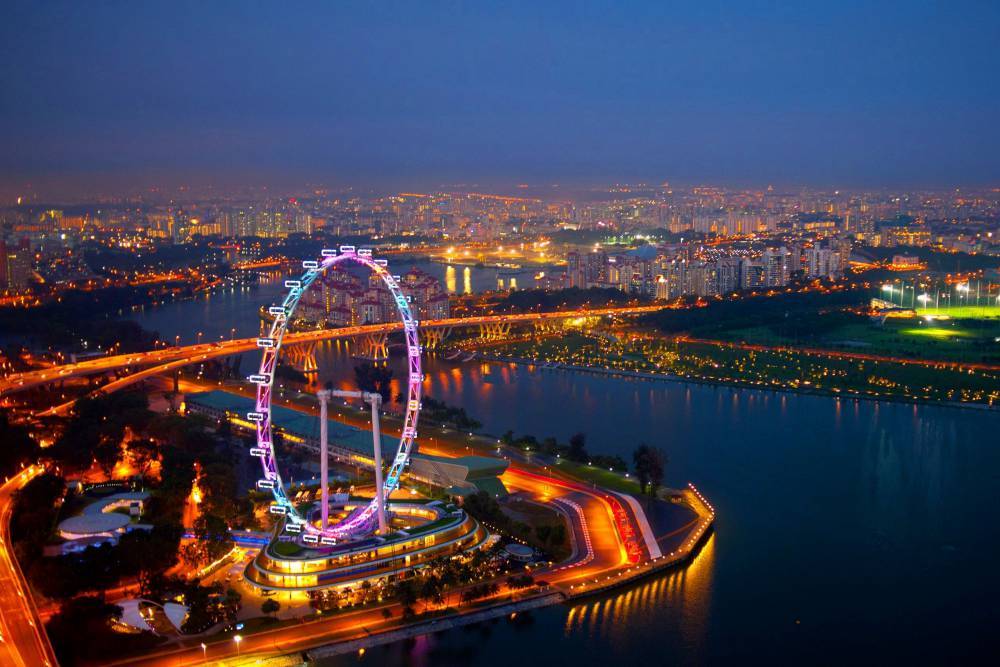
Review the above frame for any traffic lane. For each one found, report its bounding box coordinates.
[502,470,626,575]
[0,470,57,667]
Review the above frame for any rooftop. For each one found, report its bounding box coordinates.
[185,390,397,457]
[59,512,130,535]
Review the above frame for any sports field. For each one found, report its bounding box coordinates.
[916,305,1000,320]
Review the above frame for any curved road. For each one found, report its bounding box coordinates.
[0,466,58,667]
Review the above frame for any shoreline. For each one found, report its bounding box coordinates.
[301,487,715,661]
[466,351,999,413]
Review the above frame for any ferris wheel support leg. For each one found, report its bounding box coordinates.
[370,394,388,534]
[318,389,331,530]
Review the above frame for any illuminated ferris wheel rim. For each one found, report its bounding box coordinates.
[250,246,422,541]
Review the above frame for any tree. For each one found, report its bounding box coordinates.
[506,574,534,590]
[93,437,123,479]
[567,432,588,462]
[633,444,652,494]
[192,513,233,562]
[354,362,393,403]
[11,473,66,554]
[198,459,239,521]
[396,578,419,613]
[49,391,153,475]
[127,438,160,478]
[223,588,242,621]
[261,598,281,617]
[633,444,667,498]
[648,448,667,496]
[117,524,183,597]
[0,410,40,477]
[419,575,444,611]
[47,596,158,665]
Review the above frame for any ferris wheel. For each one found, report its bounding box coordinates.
[247,247,421,541]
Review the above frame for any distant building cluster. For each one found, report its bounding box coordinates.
[298,266,449,326]
[567,238,851,298]
[1,185,999,298]
[0,238,32,292]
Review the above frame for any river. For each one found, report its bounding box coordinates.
[131,270,1000,665]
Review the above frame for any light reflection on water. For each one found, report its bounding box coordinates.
[564,533,715,650]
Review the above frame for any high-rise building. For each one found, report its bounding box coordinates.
[0,239,32,291]
[763,247,790,287]
[716,258,741,294]
[740,258,765,289]
[566,251,586,288]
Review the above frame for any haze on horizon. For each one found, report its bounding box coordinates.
[2,0,999,200]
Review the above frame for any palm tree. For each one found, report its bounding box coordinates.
[419,575,444,612]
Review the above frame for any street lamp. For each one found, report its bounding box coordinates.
[200,643,207,661]
[233,634,242,656]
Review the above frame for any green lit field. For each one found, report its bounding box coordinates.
[898,326,975,339]
[916,305,1000,320]
[711,311,1000,364]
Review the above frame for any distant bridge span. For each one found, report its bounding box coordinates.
[1,305,665,399]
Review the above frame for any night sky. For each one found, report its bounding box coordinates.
[2,1,999,195]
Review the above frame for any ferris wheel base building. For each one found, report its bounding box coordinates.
[244,499,490,592]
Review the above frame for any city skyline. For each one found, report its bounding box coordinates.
[3,1,1000,199]
[2,4,1000,665]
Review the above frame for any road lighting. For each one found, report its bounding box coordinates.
[233,634,242,656]
[200,643,207,661]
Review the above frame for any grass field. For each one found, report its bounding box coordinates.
[916,305,1000,320]
[715,313,1000,364]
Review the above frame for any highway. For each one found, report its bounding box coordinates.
[0,305,666,398]
[0,467,58,667]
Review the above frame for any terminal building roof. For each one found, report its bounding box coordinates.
[185,389,396,457]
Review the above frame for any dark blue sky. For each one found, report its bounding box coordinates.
[2,1,999,196]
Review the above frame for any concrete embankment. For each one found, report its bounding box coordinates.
[563,486,715,601]
[305,593,565,660]
[305,486,715,660]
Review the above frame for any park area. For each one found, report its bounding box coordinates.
[715,312,1000,365]
[484,320,1000,406]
